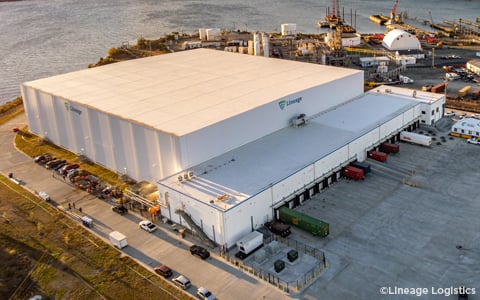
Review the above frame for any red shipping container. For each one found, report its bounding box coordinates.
[368,151,387,162]
[344,166,365,180]
[431,83,446,93]
[380,143,399,154]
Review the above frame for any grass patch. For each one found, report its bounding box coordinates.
[0,176,191,300]
[0,97,24,125]
[14,129,124,187]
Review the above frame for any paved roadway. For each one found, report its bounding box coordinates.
[0,114,295,300]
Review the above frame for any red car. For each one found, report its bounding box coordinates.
[59,163,79,175]
[154,265,173,278]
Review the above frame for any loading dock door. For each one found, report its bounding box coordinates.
[308,188,314,199]
[322,178,328,189]
[330,173,337,183]
[293,195,300,207]
[298,194,304,205]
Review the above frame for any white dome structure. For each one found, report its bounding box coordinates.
[382,29,421,51]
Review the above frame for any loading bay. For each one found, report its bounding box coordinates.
[292,125,480,299]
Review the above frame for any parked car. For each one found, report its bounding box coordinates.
[444,111,455,117]
[46,159,66,170]
[153,264,173,278]
[54,162,67,171]
[66,169,81,181]
[36,155,55,164]
[467,138,480,145]
[172,275,191,290]
[196,287,216,300]
[59,163,79,175]
[139,220,157,232]
[34,154,49,163]
[111,205,128,215]
[190,245,210,260]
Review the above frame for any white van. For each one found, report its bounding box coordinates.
[109,231,128,249]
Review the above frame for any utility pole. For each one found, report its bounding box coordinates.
[432,47,435,68]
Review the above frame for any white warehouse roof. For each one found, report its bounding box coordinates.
[22,48,360,137]
[382,29,421,51]
[159,89,422,211]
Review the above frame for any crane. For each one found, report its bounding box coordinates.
[332,0,337,19]
[388,0,399,25]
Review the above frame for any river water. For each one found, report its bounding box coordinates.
[0,0,478,104]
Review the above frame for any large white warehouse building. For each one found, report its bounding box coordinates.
[21,48,445,248]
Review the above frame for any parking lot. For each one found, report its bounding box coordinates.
[289,125,480,299]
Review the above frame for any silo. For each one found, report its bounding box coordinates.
[262,33,269,57]
[247,40,254,55]
[281,23,296,37]
[199,28,207,41]
[253,32,261,56]
[206,28,221,41]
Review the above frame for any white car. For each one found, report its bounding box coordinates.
[197,287,216,300]
[172,275,191,290]
[139,220,157,232]
[467,138,480,145]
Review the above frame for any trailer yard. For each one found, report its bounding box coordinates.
[290,126,480,299]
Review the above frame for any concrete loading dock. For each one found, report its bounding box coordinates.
[291,127,480,299]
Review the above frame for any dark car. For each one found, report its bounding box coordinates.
[59,163,79,175]
[111,205,128,215]
[190,245,210,260]
[46,159,66,170]
[54,162,67,171]
[36,154,54,164]
[154,264,173,278]
[34,154,49,163]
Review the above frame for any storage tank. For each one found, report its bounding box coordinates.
[253,32,261,56]
[247,40,254,55]
[199,28,207,41]
[206,28,221,41]
[281,23,297,36]
[262,33,269,57]
[238,46,248,54]
[277,206,329,237]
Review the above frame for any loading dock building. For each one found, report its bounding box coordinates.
[21,48,445,248]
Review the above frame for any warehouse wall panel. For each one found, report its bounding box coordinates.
[21,85,41,134]
[380,114,404,138]
[224,189,271,247]
[315,145,350,176]
[271,165,314,205]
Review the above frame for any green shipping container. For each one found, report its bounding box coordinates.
[278,206,329,237]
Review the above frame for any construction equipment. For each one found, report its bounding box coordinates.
[386,0,399,25]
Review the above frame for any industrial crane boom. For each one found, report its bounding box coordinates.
[390,0,398,20]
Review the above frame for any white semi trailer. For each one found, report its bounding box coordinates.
[235,231,264,259]
[399,131,432,147]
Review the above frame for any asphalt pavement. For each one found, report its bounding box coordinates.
[0,114,294,300]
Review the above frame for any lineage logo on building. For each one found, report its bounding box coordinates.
[64,102,82,115]
[278,97,302,110]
